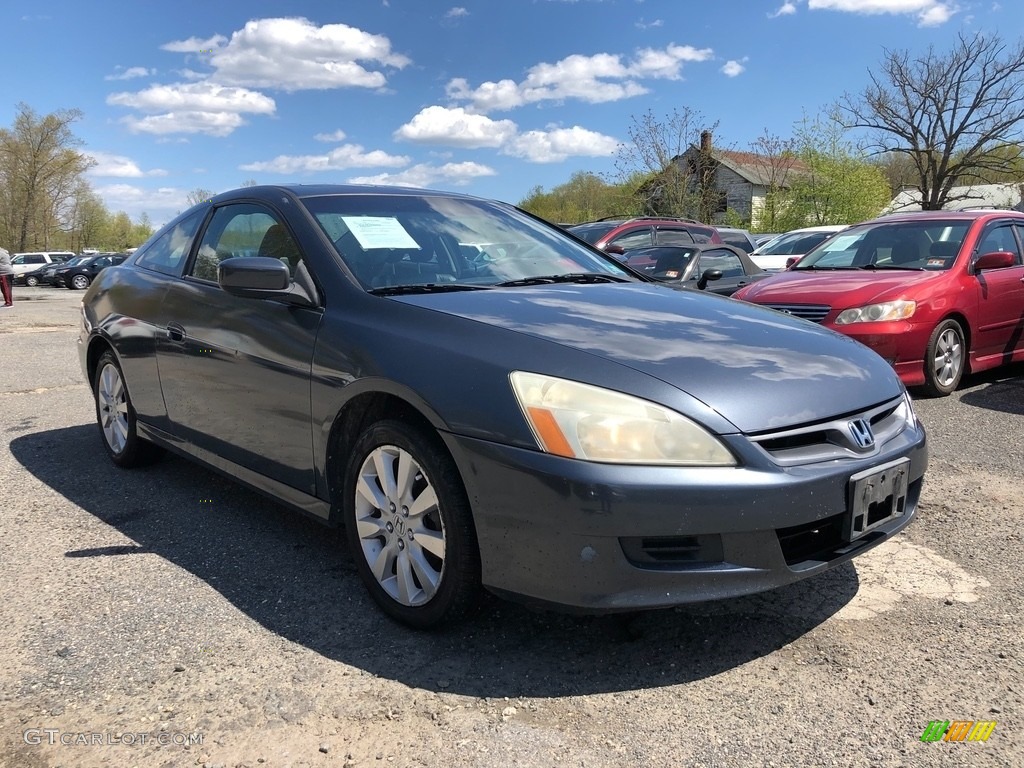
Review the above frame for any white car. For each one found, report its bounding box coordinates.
[749,226,847,271]
[10,251,76,278]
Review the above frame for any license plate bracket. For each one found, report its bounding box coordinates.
[847,458,910,541]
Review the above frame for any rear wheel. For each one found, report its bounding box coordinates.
[343,419,480,629]
[93,350,162,467]
[923,319,965,397]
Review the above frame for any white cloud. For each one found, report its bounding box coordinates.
[445,7,469,18]
[200,17,410,91]
[348,161,496,188]
[120,111,247,137]
[86,151,167,178]
[502,126,618,163]
[394,106,518,148]
[446,44,713,113]
[105,66,154,81]
[93,183,192,225]
[160,34,228,53]
[108,82,275,137]
[808,0,958,25]
[635,18,664,29]
[721,58,748,77]
[314,129,348,142]
[239,145,410,174]
[769,2,798,17]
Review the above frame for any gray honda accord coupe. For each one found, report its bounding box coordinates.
[79,184,927,628]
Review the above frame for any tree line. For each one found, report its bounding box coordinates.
[520,32,1024,230]
[0,103,153,254]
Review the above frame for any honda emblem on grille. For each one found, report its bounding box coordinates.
[849,418,875,449]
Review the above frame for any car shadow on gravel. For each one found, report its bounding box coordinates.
[957,362,1024,415]
[13,425,861,699]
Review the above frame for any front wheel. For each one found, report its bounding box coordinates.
[923,318,966,397]
[93,350,162,467]
[342,419,480,629]
[25,275,39,287]
[71,274,91,290]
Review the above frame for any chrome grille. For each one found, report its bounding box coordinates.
[749,396,911,466]
[763,303,831,323]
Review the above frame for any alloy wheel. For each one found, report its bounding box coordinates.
[98,363,129,454]
[932,326,963,388]
[353,444,446,607]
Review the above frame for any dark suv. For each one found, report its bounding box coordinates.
[567,216,723,254]
[54,253,128,290]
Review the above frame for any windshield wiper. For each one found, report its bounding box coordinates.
[369,283,493,296]
[497,273,632,287]
[858,264,925,271]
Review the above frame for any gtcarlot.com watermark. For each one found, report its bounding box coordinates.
[24,729,203,747]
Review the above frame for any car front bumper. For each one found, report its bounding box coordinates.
[444,424,927,612]
[823,320,933,387]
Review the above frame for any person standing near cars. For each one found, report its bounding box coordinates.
[0,247,14,307]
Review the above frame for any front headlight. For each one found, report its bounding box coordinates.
[509,371,736,466]
[834,300,916,325]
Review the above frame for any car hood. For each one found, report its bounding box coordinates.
[736,269,942,305]
[394,283,902,433]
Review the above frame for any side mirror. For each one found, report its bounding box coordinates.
[217,256,315,309]
[974,251,1015,272]
[604,244,626,255]
[785,256,800,269]
[696,269,723,291]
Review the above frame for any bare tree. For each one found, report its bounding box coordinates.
[615,108,717,218]
[186,187,216,207]
[748,130,798,231]
[839,32,1024,210]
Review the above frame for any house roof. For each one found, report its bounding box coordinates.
[882,183,1024,213]
[676,147,809,187]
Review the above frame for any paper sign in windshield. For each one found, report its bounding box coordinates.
[342,217,420,250]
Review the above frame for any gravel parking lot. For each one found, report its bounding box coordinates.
[1,287,1022,768]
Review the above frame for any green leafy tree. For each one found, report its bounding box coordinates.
[778,113,890,229]
[518,171,637,224]
[0,103,94,251]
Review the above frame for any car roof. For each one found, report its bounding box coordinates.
[868,209,1024,224]
[212,183,483,203]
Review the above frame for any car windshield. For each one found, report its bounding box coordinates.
[564,222,621,244]
[63,257,89,266]
[794,220,969,271]
[304,195,632,290]
[755,231,834,256]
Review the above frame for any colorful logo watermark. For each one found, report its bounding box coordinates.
[920,720,996,742]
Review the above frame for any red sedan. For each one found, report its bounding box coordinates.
[733,210,1024,396]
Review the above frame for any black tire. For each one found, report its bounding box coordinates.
[25,275,38,287]
[923,318,966,397]
[70,274,91,290]
[343,419,480,629]
[92,350,162,467]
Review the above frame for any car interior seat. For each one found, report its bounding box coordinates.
[889,239,921,265]
[258,224,302,275]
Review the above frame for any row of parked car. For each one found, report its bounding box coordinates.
[565,210,1024,398]
[10,251,130,289]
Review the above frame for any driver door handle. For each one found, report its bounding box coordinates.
[167,323,186,343]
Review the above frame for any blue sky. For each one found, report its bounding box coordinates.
[1,0,1018,225]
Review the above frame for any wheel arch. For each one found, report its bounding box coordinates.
[85,334,117,388]
[323,389,453,525]
[935,310,973,372]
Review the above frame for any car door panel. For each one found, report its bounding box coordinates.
[154,203,323,493]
